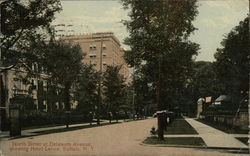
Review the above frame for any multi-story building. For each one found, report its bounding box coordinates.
[61,32,129,81]
[0,65,66,119]
[0,32,130,130]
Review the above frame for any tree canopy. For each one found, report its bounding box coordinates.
[103,65,126,114]
[73,65,99,114]
[0,0,61,69]
[122,0,199,110]
[214,17,249,105]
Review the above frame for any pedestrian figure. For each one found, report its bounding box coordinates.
[89,112,93,126]
[109,112,113,123]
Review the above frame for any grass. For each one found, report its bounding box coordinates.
[196,119,248,134]
[143,136,206,146]
[236,137,249,145]
[143,118,205,146]
[164,118,198,134]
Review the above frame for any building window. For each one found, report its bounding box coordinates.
[32,64,35,71]
[55,102,59,109]
[62,102,65,109]
[103,44,106,49]
[31,79,34,85]
[43,80,47,91]
[33,79,38,90]
[32,63,38,72]
[43,81,47,87]
[89,54,97,58]
[90,44,96,50]
[34,100,38,110]
[103,53,107,57]
[43,100,47,112]
[41,66,45,73]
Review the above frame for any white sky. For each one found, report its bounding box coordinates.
[53,0,249,61]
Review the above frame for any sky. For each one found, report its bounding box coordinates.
[53,0,249,62]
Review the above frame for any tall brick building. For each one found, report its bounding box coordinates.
[61,32,129,81]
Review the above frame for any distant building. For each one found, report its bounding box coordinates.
[61,32,129,81]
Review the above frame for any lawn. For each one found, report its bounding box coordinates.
[236,137,249,145]
[143,136,206,146]
[164,118,198,134]
[196,119,248,134]
[143,118,205,146]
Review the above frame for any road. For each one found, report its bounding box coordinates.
[0,118,247,156]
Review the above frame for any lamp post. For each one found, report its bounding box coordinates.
[9,85,21,136]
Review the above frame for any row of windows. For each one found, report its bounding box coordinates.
[89,54,107,58]
[31,63,47,73]
[34,100,65,112]
[90,62,107,66]
[89,44,107,50]
[13,75,64,95]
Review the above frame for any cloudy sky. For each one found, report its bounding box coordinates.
[53,0,249,61]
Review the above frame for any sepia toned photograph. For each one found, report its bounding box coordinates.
[0,0,249,156]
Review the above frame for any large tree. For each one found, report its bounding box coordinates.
[0,0,61,130]
[122,0,199,139]
[214,17,249,108]
[27,40,84,128]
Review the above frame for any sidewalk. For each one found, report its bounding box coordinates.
[185,118,248,149]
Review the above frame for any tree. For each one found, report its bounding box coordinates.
[73,65,99,115]
[0,0,61,69]
[0,0,61,130]
[132,65,155,116]
[28,40,84,128]
[182,61,221,116]
[122,0,199,139]
[103,65,127,119]
[191,61,222,100]
[214,17,249,108]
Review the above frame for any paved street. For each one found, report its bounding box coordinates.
[0,118,248,156]
[185,118,248,149]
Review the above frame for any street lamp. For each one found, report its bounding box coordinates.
[9,85,21,136]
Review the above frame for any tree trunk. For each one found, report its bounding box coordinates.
[64,82,71,128]
[157,83,164,140]
[157,54,164,140]
[0,73,7,131]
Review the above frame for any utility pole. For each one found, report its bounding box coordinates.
[132,68,135,120]
[248,1,250,155]
[97,34,104,125]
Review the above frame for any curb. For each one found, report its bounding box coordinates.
[139,142,249,152]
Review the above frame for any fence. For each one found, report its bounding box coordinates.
[201,112,249,131]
